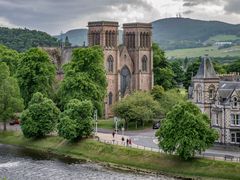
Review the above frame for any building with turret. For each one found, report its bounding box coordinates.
[189,55,240,145]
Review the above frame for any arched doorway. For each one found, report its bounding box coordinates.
[120,66,131,97]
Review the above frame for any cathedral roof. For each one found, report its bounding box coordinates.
[194,55,219,79]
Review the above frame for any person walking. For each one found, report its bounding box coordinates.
[121,136,125,145]
[129,138,132,147]
[112,131,115,138]
[126,139,129,146]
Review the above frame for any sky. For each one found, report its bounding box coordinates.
[0,0,239,35]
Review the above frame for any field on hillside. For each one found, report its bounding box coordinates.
[207,35,240,42]
[166,45,240,59]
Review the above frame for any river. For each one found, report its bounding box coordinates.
[0,144,176,180]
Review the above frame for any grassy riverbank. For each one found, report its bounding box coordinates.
[0,131,240,179]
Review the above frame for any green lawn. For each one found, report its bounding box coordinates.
[166,45,240,59]
[98,119,153,131]
[207,35,240,42]
[1,131,240,179]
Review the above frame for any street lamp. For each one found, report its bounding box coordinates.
[114,116,118,134]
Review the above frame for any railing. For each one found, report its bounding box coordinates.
[96,137,240,162]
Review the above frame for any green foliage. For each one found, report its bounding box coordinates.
[227,59,240,73]
[156,101,218,160]
[0,45,20,75]
[0,62,24,130]
[58,99,93,141]
[153,43,176,89]
[152,88,186,116]
[112,91,160,129]
[57,46,107,116]
[170,61,185,85]
[16,48,56,105]
[20,92,60,138]
[64,36,71,47]
[0,27,58,52]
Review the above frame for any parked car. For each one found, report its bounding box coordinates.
[152,121,160,129]
[9,119,20,125]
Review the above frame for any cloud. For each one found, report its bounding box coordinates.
[224,0,240,14]
[183,10,194,15]
[183,0,222,7]
[0,0,156,34]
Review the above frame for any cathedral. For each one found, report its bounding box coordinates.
[189,55,240,145]
[87,21,154,118]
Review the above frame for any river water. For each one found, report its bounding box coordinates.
[0,144,176,180]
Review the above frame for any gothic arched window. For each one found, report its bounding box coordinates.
[108,92,113,105]
[142,55,147,72]
[196,85,202,103]
[209,85,215,100]
[107,55,114,72]
[232,97,238,108]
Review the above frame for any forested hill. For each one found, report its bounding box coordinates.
[0,27,58,52]
[153,18,240,50]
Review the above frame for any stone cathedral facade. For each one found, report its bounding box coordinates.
[88,21,154,118]
[189,55,240,145]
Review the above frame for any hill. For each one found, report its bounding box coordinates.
[0,27,59,52]
[56,18,240,50]
[152,18,240,50]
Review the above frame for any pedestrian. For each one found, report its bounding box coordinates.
[121,136,125,145]
[129,138,132,147]
[112,131,115,138]
[126,139,129,146]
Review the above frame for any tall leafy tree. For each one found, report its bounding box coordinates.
[0,45,20,75]
[170,61,185,85]
[153,43,175,89]
[0,62,24,131]
[58,46,107,116]
[156,101,218,160]
[227,59,240,73]
[20,92,60,138]
[16,48,56,105]
[58,99,93,141]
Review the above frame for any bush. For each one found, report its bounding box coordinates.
[58,99,93,141]
[20,92,60,138]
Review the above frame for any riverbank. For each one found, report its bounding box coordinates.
[0,131,240,180]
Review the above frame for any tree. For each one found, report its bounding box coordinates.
[57,46,107,116]
[170,61,185,85]
[64,36,71,47]
[156,101,218,160]
[151,85,165,101]
[227,59,240,73]
[20,92,60,138]
[183,59,200,89]
[58,99,93,141]
[0,62,24,131]
[153,43,175,89]
[0,45,20,75]
[112,91,160,129]
[16,48,56,105]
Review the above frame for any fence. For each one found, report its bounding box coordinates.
[96,137,240,163]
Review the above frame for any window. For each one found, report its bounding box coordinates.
[107,55,114,72]
[142,55,147,72]
[196,85,202,103]
[108,92,113,105]
[231,132,240,143]
[232,97,238,108]
[209,86,215,100]
[215,113,219,125]
[231,114,240,126]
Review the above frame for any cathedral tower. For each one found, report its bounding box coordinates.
[123,23,153,91]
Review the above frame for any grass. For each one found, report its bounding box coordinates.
[1,131,240,179]
[207,35,240,42]
[98,119,153,131]
[166,45,240,59]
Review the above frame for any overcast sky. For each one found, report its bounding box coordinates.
[0,0,239,35]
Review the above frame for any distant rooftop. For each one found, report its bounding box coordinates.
[123,23,152,28]
[88,21,119,27]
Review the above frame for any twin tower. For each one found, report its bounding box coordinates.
[88,21,153,118]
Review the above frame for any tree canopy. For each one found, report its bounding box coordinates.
[58,99,93,141]
[20,92,60,138]
[156,101,218,160]
[57,46,107,116]
[16,48,56,105]
[0,62,24,130]
[113,91,160,129]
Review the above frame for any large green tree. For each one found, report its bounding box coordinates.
[0,45,20,75]
[113,91,160,129]
[58,46,107,116]
[227,59,240,73]
[16,48,56,105]
[153,43,175,89]
[0,62,24,131]
[156,101,218,160]
[58,99,93,141]
[20,92,60,138]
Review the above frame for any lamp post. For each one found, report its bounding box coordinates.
[94,109,98,135]
[114,116,118,134]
